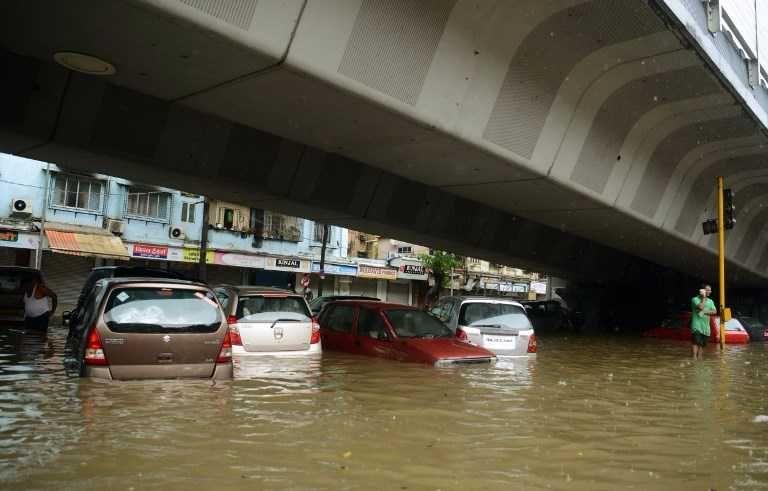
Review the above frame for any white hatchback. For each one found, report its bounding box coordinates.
[213,286,321,359]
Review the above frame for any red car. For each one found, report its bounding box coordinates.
[643,311,750,344]
[318,301,496,365]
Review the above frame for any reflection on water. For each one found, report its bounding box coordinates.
[1,328,767,490]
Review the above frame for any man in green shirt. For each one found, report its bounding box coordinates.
[691,284,716,359]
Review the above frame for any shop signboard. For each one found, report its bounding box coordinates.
[132,244,168,259]
[530,281,547,294]
[499,283,513,292]
[0,230,18,242]
[311,262,357,277]
[0,231,38,250]
[266,257,310,273]
[213,251,265,269]
[358,264,398,280]
[180,247,214,264]
[512,283,529,293]
[397,264,427,281]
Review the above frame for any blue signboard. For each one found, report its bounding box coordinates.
[311,262,358,277]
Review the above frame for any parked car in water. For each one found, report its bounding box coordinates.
[520,300,572,331]
[643,311,750,344]
[429,296,537,357]
[0,266,42,325]
[309,295,380,316]
[733,314,768,342]
[67,278,232,380]
[214,286,321,357]
[319,300,495,366]
[64,266,187,329]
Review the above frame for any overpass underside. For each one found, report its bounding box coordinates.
[0,0,767,286]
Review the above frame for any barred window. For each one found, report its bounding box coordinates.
[125,188,171,220]
[51,174,104,212]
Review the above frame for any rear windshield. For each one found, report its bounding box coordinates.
[236,295,310,322]
[103,287,222,333]
[459,302,532,330]
[384,309,453,339]
[0,272,39,294]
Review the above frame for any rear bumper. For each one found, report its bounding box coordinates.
[232,342,322,358]
[83,362,233,380]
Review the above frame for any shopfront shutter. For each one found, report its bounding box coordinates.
[350,278,378,298]
[205,265,243,287]
[0,247,17,266]
[386,281,410,305]
[41,251,94,313]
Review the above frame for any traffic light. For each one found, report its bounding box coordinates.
[702,218,717,235]
[723,188,735,230]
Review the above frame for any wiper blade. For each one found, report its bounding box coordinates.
[472,324,503,328]
[268,318,302,330]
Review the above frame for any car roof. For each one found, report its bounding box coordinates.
[98,277,209,288]
[317,295,380,301]
[215,285,300,296]
[442,296,525,306]
[327,299,417,310]
[0,266,41,274]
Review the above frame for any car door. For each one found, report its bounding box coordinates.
[214,288,231,315]
[355,307,395,359]
[319,304,357,352]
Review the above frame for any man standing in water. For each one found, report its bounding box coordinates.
[691,284,716,360]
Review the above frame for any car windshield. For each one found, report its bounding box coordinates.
[384,309,453,338]
[0,272,38,294]
[236,295,310,322]
[459,302,532,330]
[724,319,745,332]
[738,317,763,329]
[104,287,222,333]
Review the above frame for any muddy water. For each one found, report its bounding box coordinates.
[1,326,767,490]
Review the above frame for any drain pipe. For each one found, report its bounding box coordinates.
[35,162,51,269]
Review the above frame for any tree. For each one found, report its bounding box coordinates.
[418,250,461,305]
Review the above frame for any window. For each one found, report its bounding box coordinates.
[397,246,412,255]
[468,257,480,264]
[263,212,302,241]
[323,305,355,333]
[235,295,310,322]
[181,202,196,223]
[429,299,453,323]
[214,289,229,310]
[125,188,171,220]
[384,309,453,338]
[313,222,328,243]
[51,174,104,212]
[357,308,389,340]
[458,302,532,330]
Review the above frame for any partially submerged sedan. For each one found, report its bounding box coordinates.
[319,300,495,366]
[643,311,750,345]
[68,278,232,380]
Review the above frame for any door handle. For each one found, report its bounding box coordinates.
[157,353,174,364]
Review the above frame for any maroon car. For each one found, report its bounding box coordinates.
[318,301,496,366]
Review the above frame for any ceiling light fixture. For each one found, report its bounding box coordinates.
[53,51,116,76]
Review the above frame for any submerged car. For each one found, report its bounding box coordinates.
[214,286,321,357]
[68,278,232,380]
[643,311,750,344]
[430,296,537,357]
[0,266,42,325]
[319,300,495,366]
[309,295,380,316]
[734,315,768,342]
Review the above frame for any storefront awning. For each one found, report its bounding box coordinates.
[45,229,129,260]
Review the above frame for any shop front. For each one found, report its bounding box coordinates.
[309,261,358,298]
[0,228,39,267]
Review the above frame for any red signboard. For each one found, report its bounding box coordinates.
[132,244,168,259]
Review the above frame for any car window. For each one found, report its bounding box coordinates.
[235,295,310,322]
[459,302,532,330]
[357,308,389,340]
[384,309,453,338]
[103,287,222,333]
[429,299,449,322]
[215,290,230,310]
[324,305,356,333]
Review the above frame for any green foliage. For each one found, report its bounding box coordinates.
[418,250,460,287]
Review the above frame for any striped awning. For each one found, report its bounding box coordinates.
[45,230,129,260]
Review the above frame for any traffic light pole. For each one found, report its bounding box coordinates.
[716,176,726,350]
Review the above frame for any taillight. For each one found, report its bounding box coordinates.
[227,315,238,325]
[311,319,321,344]
[217,331,232,363]
[456,328,469,343]
[84,328,108,366]
[229,326,243,346]
[527,334,537,353]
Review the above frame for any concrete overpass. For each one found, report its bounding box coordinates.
[1,0,767,288]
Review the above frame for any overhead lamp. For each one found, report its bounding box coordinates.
[53,51,116,76]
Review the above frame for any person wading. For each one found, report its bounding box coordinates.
[23,278,57,331]
[691,284,716,360]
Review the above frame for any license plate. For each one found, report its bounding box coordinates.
[484,336,516,344]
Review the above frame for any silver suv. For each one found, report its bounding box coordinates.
[430,296,536,357]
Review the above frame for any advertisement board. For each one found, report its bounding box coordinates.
[358,264,398,280]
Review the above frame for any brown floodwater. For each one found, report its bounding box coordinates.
[1,326,767,490]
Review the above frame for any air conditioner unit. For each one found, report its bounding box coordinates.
[104,218,125,236]
[169,226,186,240]
[10,198,33,218]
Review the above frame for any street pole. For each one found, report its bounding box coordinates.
[198,197,209,282]
[35,162,51,269]
[317,223,329,297]
[716,176,726,350]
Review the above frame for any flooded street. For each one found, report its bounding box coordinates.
[2,326,768,490]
